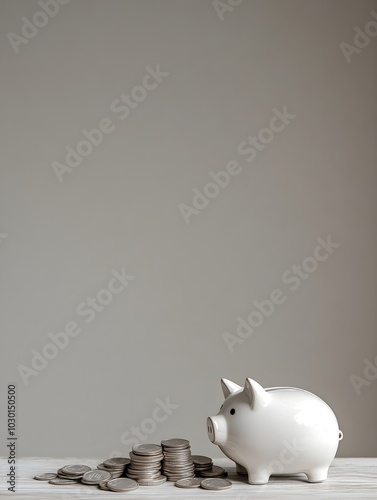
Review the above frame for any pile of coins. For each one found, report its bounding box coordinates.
[97,457,130,479]
[56,464,92,484]
[175,477,232,490]
[126,443,166,486]
[161,438,195,481]
[192,454,214,475]
[33,438,233,492]
[199,464,228,478]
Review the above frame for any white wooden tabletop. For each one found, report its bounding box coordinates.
[1,457,376,499]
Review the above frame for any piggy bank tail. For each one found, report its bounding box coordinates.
[338,430,344,441]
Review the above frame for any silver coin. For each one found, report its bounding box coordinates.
[163,460,194,466]
[191,455,213,466]
[128,467,161,474]
[200,478,232,490]
[175,477,203,488]
[104,464,126,469]
[137,475,167,486]
[82,469,111,484]
[127,469,161,477]
[195,464,213,470]
[163,449,191,455]
[165,468,195,474]
[164,458,191,463]
[49,477,79,485]
[98,479,110,490]
[129,453,163,463]
[163,446,191,451]
[166,474,195,481]
[127,466,161,473]
[96,463,109,471]
[58,467,85,477]
[161,438,190,448]
[128,473,161,480]
[33,473,57,481]
[132,444,162,455]
[128,462,161,468]
[110,471,124,478]
[58,473,84,480]
[129,461,162,468]
[103,457,130,467]
[200,465,227,477]
[107,477,139,492]
[61,464,91,475]
[163,464,195,469]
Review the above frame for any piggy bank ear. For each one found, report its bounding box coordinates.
[243,378,269,409]
[221,378,242,398]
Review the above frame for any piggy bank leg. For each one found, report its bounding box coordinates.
[235,463,248,475]
[246,467,270,485]
[305,467,329,483]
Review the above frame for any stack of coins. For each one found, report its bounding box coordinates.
[191,455,213,475]
[56,464,91,482]
[161,438,195,481]
[97,457,130,478]
[126,444,166,485]
[198,464,228,478]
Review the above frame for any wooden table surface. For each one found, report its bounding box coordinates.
[1,457,376,499]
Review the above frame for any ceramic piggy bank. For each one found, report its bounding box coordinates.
[207,378,343,484]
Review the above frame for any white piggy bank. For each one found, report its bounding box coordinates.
[207,378,343,484]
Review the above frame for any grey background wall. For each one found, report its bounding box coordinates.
[1,0,376,460]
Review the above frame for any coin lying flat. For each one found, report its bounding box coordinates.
[200,478,232,490]
[129,452,164,462]
[107,477,139,492]
[191,455,213,466]
[133,444,162,455]
[33,473,57,481]
[58,473,84,480]
[175,477,203,488]
[49,478,79,485]
[199,465,228,477]
[161,438,190,448]
[103,457,130,467]
[61,464,91,476]
[137,475,167,486]
[81,469,112,484]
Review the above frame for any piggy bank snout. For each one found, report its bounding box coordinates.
[207,415,227,445]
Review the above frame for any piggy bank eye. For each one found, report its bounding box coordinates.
[230,408,235,415]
